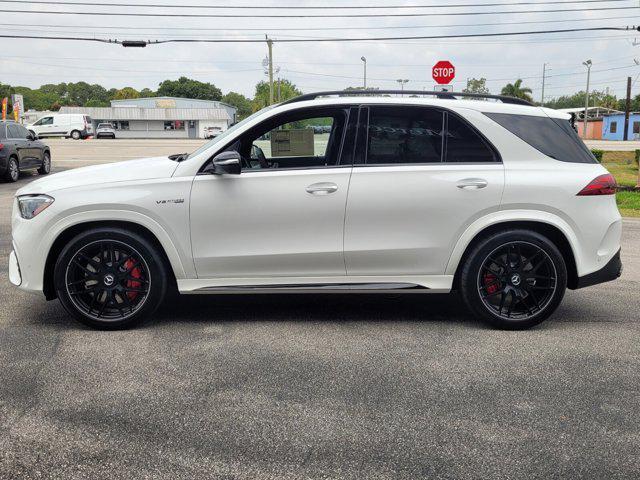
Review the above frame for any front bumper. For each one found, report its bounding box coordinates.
[574,249,622,289]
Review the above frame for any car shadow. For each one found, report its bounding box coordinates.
[151,292,484,328]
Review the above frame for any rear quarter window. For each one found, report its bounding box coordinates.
[484,112,597,164]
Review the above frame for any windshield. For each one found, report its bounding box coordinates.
[187,106,276,159]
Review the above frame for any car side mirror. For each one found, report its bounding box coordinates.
[27,132,36,141]
[208,151,241,175]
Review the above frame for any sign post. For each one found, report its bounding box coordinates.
[432,61,456,86]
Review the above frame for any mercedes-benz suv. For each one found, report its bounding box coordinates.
[9,91,622,329]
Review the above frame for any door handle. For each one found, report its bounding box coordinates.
[457,178,488,190]
[306,182,338,195]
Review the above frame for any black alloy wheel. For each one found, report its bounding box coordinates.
[55,228,167,329]
[478,242,557,320]
[461,230,567,329]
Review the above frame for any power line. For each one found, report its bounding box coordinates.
[0,5,637,18]
[1,0,633,9]
[0,26,637,45]
[0,14,636,33]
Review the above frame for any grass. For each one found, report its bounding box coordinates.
[602,160,639,188]
[616,191,640,218]
[600,159,639,217]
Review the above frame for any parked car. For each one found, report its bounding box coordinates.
[9,91,622,330]
[204,126,222,139]
[96,123,116,139]
[27,113,93,140]
[0,120,51,182]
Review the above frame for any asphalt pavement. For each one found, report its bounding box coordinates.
[0,165,639,480]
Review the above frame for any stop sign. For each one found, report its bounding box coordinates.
[432,60,455,85]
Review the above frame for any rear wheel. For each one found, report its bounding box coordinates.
[38,152,51,175]
[5,157,19,182]
[54,228,168,329]
[460,229,567,329]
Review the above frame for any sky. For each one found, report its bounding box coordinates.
[0,0,639,102]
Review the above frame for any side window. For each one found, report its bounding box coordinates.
[37,117,53,126]
[239,109,348,170]
[0,124,5,139]
[7,124,21,138]
[17,125,30,138]
[446,114,497,163]
[366,106,443,164]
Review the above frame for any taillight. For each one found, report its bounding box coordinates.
[0,143,4,150]
[577,174,617,196]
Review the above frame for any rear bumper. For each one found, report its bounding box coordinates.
[574,249,622,289]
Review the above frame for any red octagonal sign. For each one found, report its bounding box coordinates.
[432,60,456,85]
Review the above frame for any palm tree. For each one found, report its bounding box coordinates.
[501,79,533,102]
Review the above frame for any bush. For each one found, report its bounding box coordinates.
[635,150,640,166]
[591,149,604,162]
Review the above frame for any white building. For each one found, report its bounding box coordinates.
[59,97,237,139]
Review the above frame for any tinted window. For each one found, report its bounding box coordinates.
[610,122,617,134]
[446,114,497,163]
[7,124,21,138]
[485,113,597,164]
[0,124,5,139]
[366,106,443,164]
[16,125,29,138]
[633,122,639,134]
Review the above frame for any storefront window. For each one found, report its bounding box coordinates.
[164,121,184,130]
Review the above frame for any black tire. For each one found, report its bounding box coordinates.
[4,156,19,182]
[54,228,168,329]
[460,229,567,330]
[70,130,81,140]
[38,151,51,175]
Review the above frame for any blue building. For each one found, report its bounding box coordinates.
[602,113,640,141]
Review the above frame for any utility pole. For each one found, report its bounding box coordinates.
[361,56,367,89]
[623,76,631,141]
[278,77,282,103]
[541,63,548,105]
[582,59,592,138]
[266,35,274,105]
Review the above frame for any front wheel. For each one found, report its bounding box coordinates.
[70,130,81,140]
[54,228,168,329]
[460,230,567,330]
[38,152,51,175]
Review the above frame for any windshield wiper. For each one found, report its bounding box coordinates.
[169,152,189,162]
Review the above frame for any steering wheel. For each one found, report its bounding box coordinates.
[251,144,270,169]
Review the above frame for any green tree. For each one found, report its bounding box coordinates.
[85,98,110,107]
[114,87,140,100]
[463,78,490,95]
[157,76,222,100]
[500,79,533,103]
[222,91,252,119]
[252,79,302,111]
[139,88,155,98]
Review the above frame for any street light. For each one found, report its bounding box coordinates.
[582,59,592,138]
[361,56,367,89]
[396,79,409,96]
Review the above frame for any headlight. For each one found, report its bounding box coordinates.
[17,195,54,219]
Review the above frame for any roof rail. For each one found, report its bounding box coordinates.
[281,90,534,107]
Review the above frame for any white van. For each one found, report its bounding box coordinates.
[28,114,94,140]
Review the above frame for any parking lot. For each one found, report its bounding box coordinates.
[1,142,639,479]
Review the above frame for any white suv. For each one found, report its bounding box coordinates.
[9,91,622,330]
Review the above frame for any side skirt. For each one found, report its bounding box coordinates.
[178,275,454,295]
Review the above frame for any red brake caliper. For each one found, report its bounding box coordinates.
[483,273,499,294]
[124,258,142,300]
